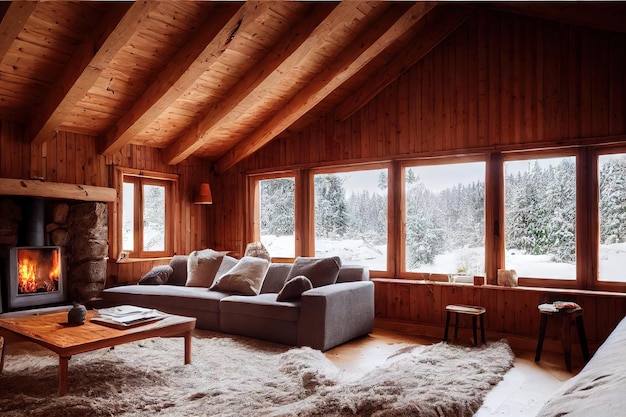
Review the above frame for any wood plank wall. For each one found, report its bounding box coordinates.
[210,10,626,348]
[0,124,213,286]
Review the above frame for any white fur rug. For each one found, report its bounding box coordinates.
[0,332,514,417]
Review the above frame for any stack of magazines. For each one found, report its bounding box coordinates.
[92,305,165,329]
[538,301,581,313]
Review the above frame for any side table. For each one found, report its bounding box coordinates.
[535,306,590,372]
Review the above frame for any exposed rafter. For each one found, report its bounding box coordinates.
[27,1,148,144]
[0,2,36,61]
[335,6,473,121]
[98,2,251,157]
[214,1,437,174]
[163,2,345,165]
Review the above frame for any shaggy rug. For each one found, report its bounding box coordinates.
[0,332,514,417]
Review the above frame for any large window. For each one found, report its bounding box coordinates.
[313,167,388,271]
[598,152,626,282]
[404,161,485,277]
[119,170,175,258]
[257,176,295,258]
[504,156,576,280]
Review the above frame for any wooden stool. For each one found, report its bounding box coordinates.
[535,306,590,372]
[443,304,486,346]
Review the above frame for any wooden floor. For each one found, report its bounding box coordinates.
[325,328,581,416]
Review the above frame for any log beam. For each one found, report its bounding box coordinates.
[0,178,117,202]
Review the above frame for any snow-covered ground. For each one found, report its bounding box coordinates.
[261,235,626,283]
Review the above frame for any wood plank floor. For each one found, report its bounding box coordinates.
[325,328,581,416]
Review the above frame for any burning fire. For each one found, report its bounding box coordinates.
[17,249,60,294]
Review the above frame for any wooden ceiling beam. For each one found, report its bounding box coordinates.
[98,2,253,157]
[214,1,437,174]
[335,6,472,121]
[26,1,152,145]
[0,2,36,61]
[163,2,344,165]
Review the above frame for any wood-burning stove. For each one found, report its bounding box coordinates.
[7,246,66,310]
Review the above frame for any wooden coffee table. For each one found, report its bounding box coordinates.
[0,309,196,396]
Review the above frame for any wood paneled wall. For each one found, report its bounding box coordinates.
[0,122,213,286]
[209,10,626,347]
[374,279,626,352]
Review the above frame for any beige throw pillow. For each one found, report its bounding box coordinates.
[210,256,270,295]
[185,249,225,287]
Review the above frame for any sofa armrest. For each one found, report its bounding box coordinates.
[297,281,374,351]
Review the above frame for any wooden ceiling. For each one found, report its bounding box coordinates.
[0,1,624,174]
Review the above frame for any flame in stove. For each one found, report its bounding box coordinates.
[18,258,37,293]
[17,249,60,294]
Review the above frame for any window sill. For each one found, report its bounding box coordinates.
[371,278,626,297]
[112,256,173,264]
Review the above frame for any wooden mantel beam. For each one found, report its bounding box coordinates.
[214,2,437,174]
[0,179,117,202]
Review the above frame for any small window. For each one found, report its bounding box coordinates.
[313,167,388,271]
[504,156,576,280]
[598,152,626,282]
[404,161,485,276]
[119,170,175,258]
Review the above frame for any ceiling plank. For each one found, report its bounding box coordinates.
[27,1,154,145]
[214,1,437,174]
[98,2,254,157]
[335,6,472,121]
[0,2,36,61]
[163,2,345,165]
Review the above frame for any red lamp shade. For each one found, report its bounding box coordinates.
[194,182,213,204]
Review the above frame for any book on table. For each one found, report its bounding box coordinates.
[92,305,165,329]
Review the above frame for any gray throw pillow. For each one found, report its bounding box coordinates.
[210,256,270,295]
[167,255,189,286]
[138,265,173,285]
[276,275,312,301]
[286,256,341,288]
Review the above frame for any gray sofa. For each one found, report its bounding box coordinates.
[101,257,374,351]
[536,314,626,416]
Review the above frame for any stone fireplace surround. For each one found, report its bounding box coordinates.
[0,197,108,312]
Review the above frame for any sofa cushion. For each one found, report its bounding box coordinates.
[186,249,225,287]
[215,255,238,281]
[167,255,189,286]
[210,256,270,295]
[277,275,312,301]
[336,265,370,283]
[260,263,291,294]
[138,265,173,285]
[103,285,231,313]
[220,293,300,321]
[286,256,341,288]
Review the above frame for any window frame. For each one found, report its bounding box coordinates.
[592,145,626,292]
[501,150,580,288]
[399,155,487,282]
[245,144,626,292]
[116,168,177,259]
[310,162,393,276]
[248,171,300,262]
